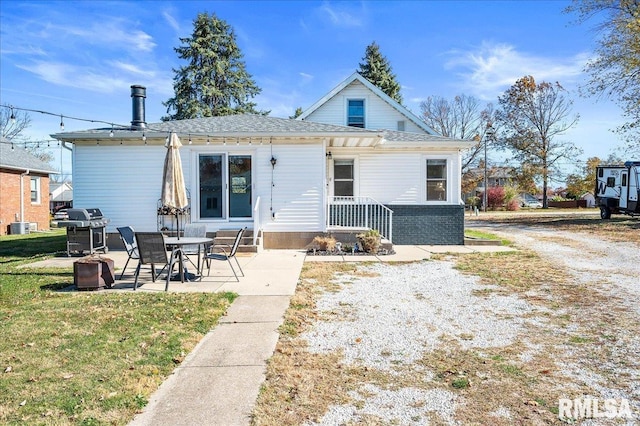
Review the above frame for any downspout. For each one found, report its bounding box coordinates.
[20,169,30,223]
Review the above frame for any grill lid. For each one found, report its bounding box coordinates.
[67,208,104,220]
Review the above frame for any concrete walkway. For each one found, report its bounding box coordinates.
[26,244,515,425]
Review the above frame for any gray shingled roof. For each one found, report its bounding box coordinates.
[54,114,380,138]
[0,138,58,174]
[381,129,468,143]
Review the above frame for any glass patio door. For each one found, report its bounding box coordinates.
[199,155,224,218]
[229,155,252,218]
[198,154,252,220]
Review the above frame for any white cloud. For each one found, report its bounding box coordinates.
[111,61,156,77]
[444,41,589,100]
[318,3,364,28]
[162,9,181,34]
[299,72,314,81]
[17,61,130,93]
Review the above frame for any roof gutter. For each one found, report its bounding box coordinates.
[20,169,29,223]
[0,165,58,175]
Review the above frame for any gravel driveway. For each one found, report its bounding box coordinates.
[299,221,640,425]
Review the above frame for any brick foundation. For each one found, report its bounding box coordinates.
[387,204,465,245]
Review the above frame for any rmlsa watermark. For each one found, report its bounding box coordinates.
[558,398,634,420]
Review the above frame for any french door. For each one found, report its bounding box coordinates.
[198,154,252,219]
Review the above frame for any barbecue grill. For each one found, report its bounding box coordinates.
[57,208,110,256]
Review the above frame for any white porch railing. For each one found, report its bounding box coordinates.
[327,196,393,243]
[253,196,261,246]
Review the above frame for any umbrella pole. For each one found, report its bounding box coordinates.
[176,212,180,240]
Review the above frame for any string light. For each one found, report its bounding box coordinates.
[109,125,114,138]
[223,137,226,146]
[142,132,146,143]
[249,137,252,146]
[59,115,64,131]
[10,108,16,125]
[206,136,210,145]
[236,137,239,146]
[11,141,14,150]
[188,134,192,145]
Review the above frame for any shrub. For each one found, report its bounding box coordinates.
[356,229,381,253]
[486,186,506,210]
[311,236,336,251]
[506,199,520,211]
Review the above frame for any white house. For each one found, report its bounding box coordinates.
[49,181,73,212]
[52,77,473,248]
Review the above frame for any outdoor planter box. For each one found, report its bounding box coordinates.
[74,256,115,290]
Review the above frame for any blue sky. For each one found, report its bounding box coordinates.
[0,0,626,178]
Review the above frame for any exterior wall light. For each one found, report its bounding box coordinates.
[270,156,277,168]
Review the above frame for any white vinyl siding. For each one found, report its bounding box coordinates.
[74,142,326,234]
[357,151,462,205]
[73,145,172,232]
[258,144,324,232]
[305,80,424,132]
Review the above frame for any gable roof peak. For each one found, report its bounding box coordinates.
[297,72,436,135]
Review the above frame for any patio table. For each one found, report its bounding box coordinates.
[164,237,212,284]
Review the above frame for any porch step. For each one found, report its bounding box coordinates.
[210,229,260,253]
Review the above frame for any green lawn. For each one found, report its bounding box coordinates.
[0,230,236,425]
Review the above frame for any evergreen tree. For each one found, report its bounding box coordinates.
[289,107,303,119]
[163,12,264,120]
[358,42,403,104]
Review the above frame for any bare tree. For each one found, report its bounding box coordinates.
[1,106,31,140]
[420,94,497,172]
[497,76,581,208]
[566,0,640,153]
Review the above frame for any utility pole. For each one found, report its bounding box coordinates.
[483,124,495,212]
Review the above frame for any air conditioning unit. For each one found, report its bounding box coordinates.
[10,222,30,235]
[29,223,38,232]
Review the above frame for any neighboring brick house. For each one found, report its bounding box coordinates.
[0,138,57,235]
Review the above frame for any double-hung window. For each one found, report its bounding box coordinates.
[347,99,365,128]
[426,159,447,201]
[30,177,41,204]
[334,159,354,197]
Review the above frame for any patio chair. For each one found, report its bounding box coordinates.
[133,232,171,291]
[181,223,208,274]
[117,226,139,279]
[205,227,246,281]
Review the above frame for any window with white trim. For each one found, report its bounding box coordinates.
[426,159,447,201]
[334,159,354,197]
[30,177,41,204]
[347,99,365,128]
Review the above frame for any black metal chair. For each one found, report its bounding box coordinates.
[205,228,246,281]
[133,232,171,291]
[117,226,139,279]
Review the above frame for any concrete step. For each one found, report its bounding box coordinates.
[210,229,259,253]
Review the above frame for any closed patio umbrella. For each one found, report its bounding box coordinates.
[161,132,188,239]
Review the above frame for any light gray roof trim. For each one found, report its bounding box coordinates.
[381,130,476,149]
[0,138,58,174]
[52,114,381,140]
[297,72,437,135]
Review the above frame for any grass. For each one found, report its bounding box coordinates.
[464,228,511,246]
[0,231,236,425]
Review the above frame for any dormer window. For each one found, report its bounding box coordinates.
[347,99,365,128]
